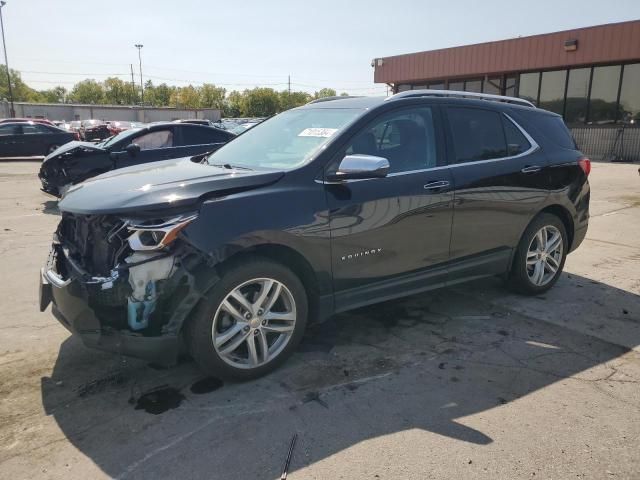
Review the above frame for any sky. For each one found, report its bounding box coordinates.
[3,0,640,96]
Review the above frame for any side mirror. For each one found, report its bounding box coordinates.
[126,143,141,157]
[327,154,390,181]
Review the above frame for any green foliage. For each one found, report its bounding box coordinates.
[103,77,129,105]
[2,67,348,117]
[314,88,337,99]
[69,79,104,104]
[242,88,280,117]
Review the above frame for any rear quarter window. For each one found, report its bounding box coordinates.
[520,111,576,149]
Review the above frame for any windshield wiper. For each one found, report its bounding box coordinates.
[210,163,253,171]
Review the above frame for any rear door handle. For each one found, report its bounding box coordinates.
[521,165,542,174]
[423,180,450,191]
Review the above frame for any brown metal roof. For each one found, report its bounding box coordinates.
[374,20,640,85]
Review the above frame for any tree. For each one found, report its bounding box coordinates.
[224,90,244,117]
[243,88,280,116]
[314,88,337,99]
[39,86,67,103]
[0,65,41,102]
[153,83,173,107]
[340,92,350,97]
[170,85,200,109]
[199,84,226,109]
[68,79,104,104]
[279,90,312,111]
[103,77,128,104]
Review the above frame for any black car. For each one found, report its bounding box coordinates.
[40,91,590,380]
[79,119,111,141]
[0,122,75,157]
[39,122,236,196]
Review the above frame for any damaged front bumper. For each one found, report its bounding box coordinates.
[40,239,214,365]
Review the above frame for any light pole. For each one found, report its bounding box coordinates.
[0,1,15,117]
[134,44,144,105]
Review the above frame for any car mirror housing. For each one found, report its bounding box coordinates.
[327,154,390,181]
[126,143,141,157]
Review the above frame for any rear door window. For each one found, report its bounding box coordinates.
[446,107,507,163]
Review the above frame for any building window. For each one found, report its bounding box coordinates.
[565,68,591,124]
[518,72,540,104]
[448,81,464,91]
[397,84,411,92]
[483,77,502,95]
[539,70,567,115]
[428,82,445,90]
[588,65,622,124]
[619,63,640,124]
[412,85,427,90]
[464,79,482,93]
[504,75,517,96]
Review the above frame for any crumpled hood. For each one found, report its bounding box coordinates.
[42,141,106,163]
[58,157,285,215]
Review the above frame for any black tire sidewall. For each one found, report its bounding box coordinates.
[509,213,568,295]
[186,257,308,380]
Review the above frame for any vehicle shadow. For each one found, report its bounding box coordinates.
[39,273,639,479]
[41,200,60,216]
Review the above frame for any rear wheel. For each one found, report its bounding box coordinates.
[186,258,308,380]
[508,213,568,295]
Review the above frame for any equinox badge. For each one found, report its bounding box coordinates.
[341,248,382,261]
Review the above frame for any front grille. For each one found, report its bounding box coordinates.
[57,213,129,276]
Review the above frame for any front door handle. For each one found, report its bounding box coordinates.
[423,180,450,191]
[521,165,542,174]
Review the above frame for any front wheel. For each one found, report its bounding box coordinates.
[186,258,308,380]
[508,213,568,295]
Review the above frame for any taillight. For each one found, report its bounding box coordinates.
[578,157,591,176]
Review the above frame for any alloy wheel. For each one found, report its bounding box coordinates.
[212,278,297,369]
[526,225,563,286]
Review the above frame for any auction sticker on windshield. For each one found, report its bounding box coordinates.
[298,128,338,137]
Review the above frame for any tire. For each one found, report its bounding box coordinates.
[186,257,308,380]
[46,144,60,156]
[508,213,568,295]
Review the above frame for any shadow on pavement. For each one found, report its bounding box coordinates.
[42,200,60,216]
[39,273,639,479]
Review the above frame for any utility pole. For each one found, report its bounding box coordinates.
[134,44,144,105]
[0,1,15,117]
[130,64,136,104]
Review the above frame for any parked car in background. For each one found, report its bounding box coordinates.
[107,121,133,136]
[79,119,111,141]
[0,122,75,157]
[38,91,590,379]
[174,119,214,126]
[68,121,82,134]
[39,122,236,196]
[229,121,262,135]
[0,117,56,127]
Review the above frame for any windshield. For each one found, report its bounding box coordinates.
[206,108,363,169]
[101,127,143,148]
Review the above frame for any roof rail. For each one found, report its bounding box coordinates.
[307,95,362,104]
[385,89,535,108]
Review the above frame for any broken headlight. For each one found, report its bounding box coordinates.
[125,214,197,251]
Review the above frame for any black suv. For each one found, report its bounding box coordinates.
[40,91,590,379]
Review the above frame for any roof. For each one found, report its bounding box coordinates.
[299,96,386,109]
[374,19,640,84]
